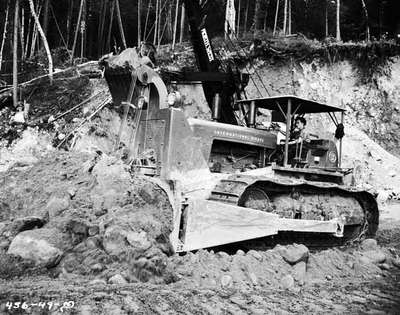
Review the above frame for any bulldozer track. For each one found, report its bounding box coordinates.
[209,174,379,244]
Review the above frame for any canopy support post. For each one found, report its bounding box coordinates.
[283,98,292,167]
[339,111,344,167]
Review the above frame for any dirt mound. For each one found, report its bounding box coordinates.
[169,240,393,291]
[0,152,174,283]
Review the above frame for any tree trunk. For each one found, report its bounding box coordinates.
[236,0,241,37]
[172,0,179,49]
[66,0,74,47]
[106,0,115,53]
[325,0,328,37]
[153,0,159,45]
[30,1,42,59]
[288,0,291,35]
[360,0,370,42]
[98,0,107,56]
[20,6,25,61]
[179,4,185,43]
[253,0,262,33]
[71,0,85,61]
[28,0,53,83]
[137,0,142,46]
[273,0,279,36]
[42,0,49,38]
[283,0,287,35]
[80,0,86,58]
[115,0,126,49]
[0,0,10,72]
[244,0,249,33]
[144,0,151,40]
[336,0,341,41]
[24,5,32,59]
[263,0,271,32]
[13,0,19,108]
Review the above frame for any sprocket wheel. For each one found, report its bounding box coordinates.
[239,188,273,212]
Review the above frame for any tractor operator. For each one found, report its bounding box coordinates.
[288,116,310,144]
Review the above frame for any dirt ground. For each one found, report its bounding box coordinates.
[0,150,399,314]
[0,223,399,315]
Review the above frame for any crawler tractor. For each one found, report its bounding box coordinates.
[102,0,378,252]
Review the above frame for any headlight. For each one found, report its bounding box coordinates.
[328,151,337,163]
[167,92,176,106]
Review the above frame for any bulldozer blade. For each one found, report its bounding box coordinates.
[180,199,280,252]
[178,200,344,252]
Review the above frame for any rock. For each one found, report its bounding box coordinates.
[236,250,245,256]
[46,196,70,218]
[90,263,104,272]
[251,308,266,315]
[60,253,80,273]
[0,241,9,251]
[11,111,25,123]
[88,225,99,236]
[248,272,258,286]
[3,217,44,240]
[220,274,233,288]
[326,275,333,281]
[389,170,397,177]
[89,278,107,286]
[362,250,386,264]
[393,258,400,268]
[216,251,229,259]
[280,275,295,289]
[230,296,247,308]
[103,226,128,255]
[360,239,378,251]
[124,297,140,313]
[292,261,307,285]
[275,244,309,265]
[8,230,63,267]
[247,250,262,261]
[0,222,6,234]
[378,263,390,270]
[377,190,391,204]
[126,231,152,251]
[79,304,94,315]
[94,209,108,217]
[85,236,101,249]
[109,274,128,285]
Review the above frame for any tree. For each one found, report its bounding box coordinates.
[115,0,127,49]
[360,0,370,41]
[0,0,10,72]
[236,0,241,37]
[253,0,262,32]
[137,0,142,47]
[336,0,341,41]
[288,0,292,35]
[263,0,271,32]
[13,0,19,108]
[172,0,179,49]
[179,3,185,43]
[325,0,329,37]
[283,0,287,35]
[28,0,53,83]
[273,0,280,36]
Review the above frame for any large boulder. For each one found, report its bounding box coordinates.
[275,244,309,265]
[361,250,387,264]
[360,238,378,251]
[7,228,70,267]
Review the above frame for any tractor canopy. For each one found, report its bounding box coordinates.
[236,95,345,168]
